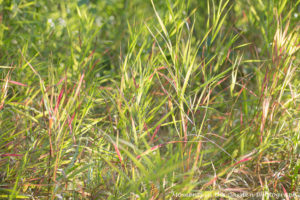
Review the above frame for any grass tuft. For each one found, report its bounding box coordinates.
[0,0,299,199]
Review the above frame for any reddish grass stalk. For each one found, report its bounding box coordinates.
[193,140,202,168]
[75,73,85,98]
[54,88,64,114]
[8,80,27,87]
[187,143,193,171]
[281,184,290,200]
[113,144,124,168]
[150,125,161,142]
[233,157,252,166]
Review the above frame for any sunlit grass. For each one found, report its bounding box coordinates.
[0,0,299,199]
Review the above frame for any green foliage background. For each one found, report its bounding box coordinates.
[0,0,299,199]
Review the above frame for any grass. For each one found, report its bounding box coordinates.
[0,0,299,199]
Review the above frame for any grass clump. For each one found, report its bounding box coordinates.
[0,0,299,199]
